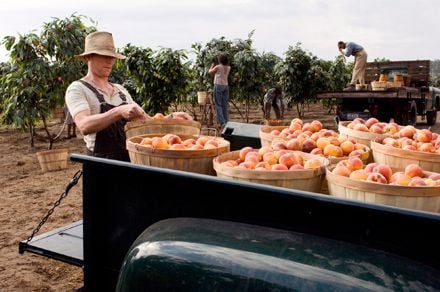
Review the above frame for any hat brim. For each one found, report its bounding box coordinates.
[75,50,126,60]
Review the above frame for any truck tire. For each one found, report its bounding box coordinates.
[426,109,437,126]
[408,101,417,126]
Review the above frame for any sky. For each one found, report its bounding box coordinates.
[1,0,439,63]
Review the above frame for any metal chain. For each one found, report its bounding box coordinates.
[24,170,83,244]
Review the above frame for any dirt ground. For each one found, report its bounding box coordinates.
[0,102,438,291]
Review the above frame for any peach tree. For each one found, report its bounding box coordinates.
[0,14,96,148]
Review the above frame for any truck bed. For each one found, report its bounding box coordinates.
[317,87,423,99]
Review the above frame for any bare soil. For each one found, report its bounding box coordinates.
[0,102,438,291]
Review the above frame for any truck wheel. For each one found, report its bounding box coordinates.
[426,110,437,126]
[408,101,417,126]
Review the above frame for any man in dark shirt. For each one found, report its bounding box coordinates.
[262,86,284,120]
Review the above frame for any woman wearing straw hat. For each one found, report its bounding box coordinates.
[65,31,150,161]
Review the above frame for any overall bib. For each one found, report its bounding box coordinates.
[79,80,130,162]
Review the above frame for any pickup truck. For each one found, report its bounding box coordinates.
[317,60,440,126]
[19,154,440,291]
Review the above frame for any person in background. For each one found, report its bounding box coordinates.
[64,104,77,139]
[263,86,285,120]
[338,41,368,90]
[209,53,231,130]
[65,31,150,161]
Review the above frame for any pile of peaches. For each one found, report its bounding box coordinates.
[343,117,400,135]
[137,134,226,150]
[332,157,440,187]
[379,125,440,154]
[267,118,369,159]
[219,146,325,171]
[150,112,193,120]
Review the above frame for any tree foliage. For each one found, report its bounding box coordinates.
[0,14,96,148]
[122,45,191,114]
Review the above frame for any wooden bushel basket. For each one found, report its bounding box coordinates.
[125,119,201,139]
[338,121,391,147]
[259,125,289,148]
[213,150,329,193]
[36,148,69,172]
[371,140,440,173]
[197,91,212,105]
[326,167,440,213]
[126,134,230,175]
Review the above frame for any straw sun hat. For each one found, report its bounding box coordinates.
[75,31,125,60]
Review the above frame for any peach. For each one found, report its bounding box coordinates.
[289,122,302,131]
[364,162,378,174]
[190,144,204,150]
[392,173,412,186]
[340,140,355,156]
[244,153,260,164]
[369,124,384,134]
[239,146,255,161]
[272,149,287,159]
[316,137,330,150]
[222,160,238,167]
[424,178,437,186]
[349,169,369,180]
[290,118,304,126]
[153,113,166,119]
[408,177,427,187]
[310,120,323,132]
[418,143,435,153]
[323,144,343,157]
[310,148,324,156]
[365,117,379,128]
[182,138,196,147]
[383,122,400,135]
[289,164,304,170]
[169,143,186,150]
[414,129,433,143]
[271,164,289,171]
[166,134,182,145]
[196,136,209,146]
[255,161,271,170]
[286,138,303,151]
[278,153,298,168]
[404,164,424,178]
[257,146,273,160]
[239,161,257,169]
[204,139,219,148]
[303,158,322,169]
[203,143,217,150]
[270,129,281,136]
[263,152,278,165]
[332,165,352,177]
[366,172,388,184]
[302,138,317,153]
[353,123,369,132]
[271,141,288,151]
[428,173,440,181]
[398,125,417,139]
[151,137,169,149]
[346,157,364,171]
[140,137,153,146]
[372,164,393,182]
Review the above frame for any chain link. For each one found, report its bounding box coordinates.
[24,170,83,244]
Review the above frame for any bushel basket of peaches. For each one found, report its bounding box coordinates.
[371,125,440,173]
[213,146,329,193]
[124,112,201,139]
[260,118,371,165]
[126,133,229,175]
[326,157,440,213]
